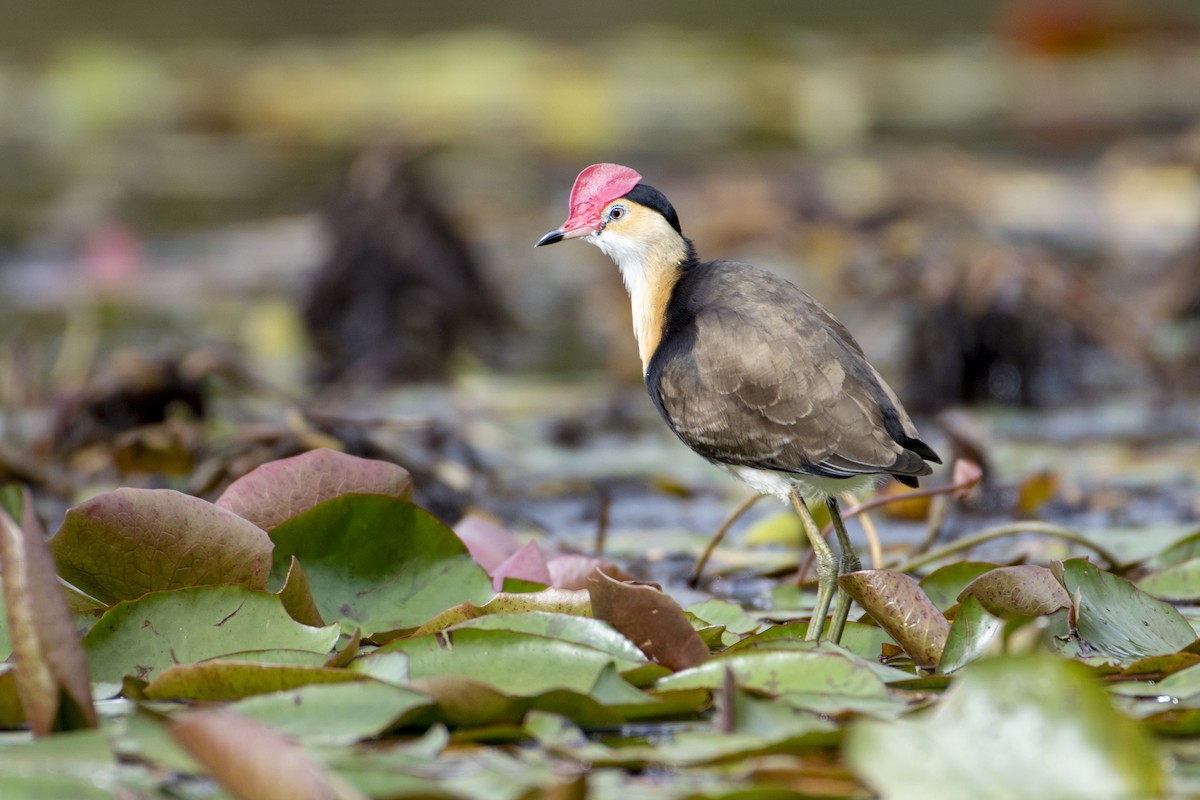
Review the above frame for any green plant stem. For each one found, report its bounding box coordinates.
[890,522,1122,573]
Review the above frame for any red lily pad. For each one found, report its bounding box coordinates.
[959,565,1070,619]
[490,539,551,591]
[216,448,412,532]
[51,488,272,605]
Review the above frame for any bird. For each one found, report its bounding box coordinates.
[536,163,941,644]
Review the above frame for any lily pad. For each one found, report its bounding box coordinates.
[729,620,895,664]
[1054,558,1195,663]
[268,494,493,636]
[0,665,28,727]
[959,565,1070,619]
[231,681,431,744]
[1111,662,1200,701]
[656,647,889,697]
[687,598,762,635]
[375,627,639,698]
[169,707,366,800]
[444,612,648,670]
[489,539,551,591]
[918,562,1000,611]
[143,660,371,701]
[588,570,709,670]
[411,588,592,637]
[51,488,272,605]
[1138,558,1200,602]
[0,491,97,735]
[274,556,325,627]
[937,594,1004,675]
[846,654,1165,799]
[83,585,340,682]
[1155,528,1200,568]
[215,448,412,532]
[0,727,117,799]
[839,569,949,669]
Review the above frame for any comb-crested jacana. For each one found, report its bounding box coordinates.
[537,163,940,643]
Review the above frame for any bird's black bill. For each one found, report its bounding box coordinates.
[535,229,564,247]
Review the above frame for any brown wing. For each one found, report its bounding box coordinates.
[649,261,934,482]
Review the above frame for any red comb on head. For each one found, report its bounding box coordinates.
[561,163,642,232]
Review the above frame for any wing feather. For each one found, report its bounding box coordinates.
[650,261,934,482]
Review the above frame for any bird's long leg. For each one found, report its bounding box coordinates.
[826,497,861,645]
[790,490,838,641]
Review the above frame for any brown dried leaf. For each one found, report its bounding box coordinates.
[587,569,708,671]
[215,448,412,532]
[0,489,98,736]
[959,565,1070,619]
[839,569,950,669]
[169,707,365,800]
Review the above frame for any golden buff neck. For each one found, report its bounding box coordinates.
[593,218,689,373]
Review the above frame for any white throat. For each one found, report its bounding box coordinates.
[588,218,688,373]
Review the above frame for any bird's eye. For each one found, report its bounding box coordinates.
[607,205,625,221]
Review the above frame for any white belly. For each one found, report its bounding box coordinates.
[725,464,881,504]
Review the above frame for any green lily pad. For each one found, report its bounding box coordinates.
[1054,558,1195,663]
[846,654,1165,800]
[0,776,114,799]
[83,585,340,682]
[656,647,888,697]
[402,662,676,730]
[216,650,333,666]
[1138,558,1200,602]
[143,660,371,701]
[269,495,493,636]
[445,612,647,670]
[1155,528,1200,568]
[376,627,636,697]
[918,562,999,611]
[231,680,431,744]
[527,705,835,769]
[0,727,122,798]
[1111,662,1200,701]
[730,619,895,664]
[1119,651,1200,679]
[687,598,762,635]
[51,488,272,605]
[937,594,1004,675]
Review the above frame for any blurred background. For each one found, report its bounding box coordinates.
[2,0,1199,588]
